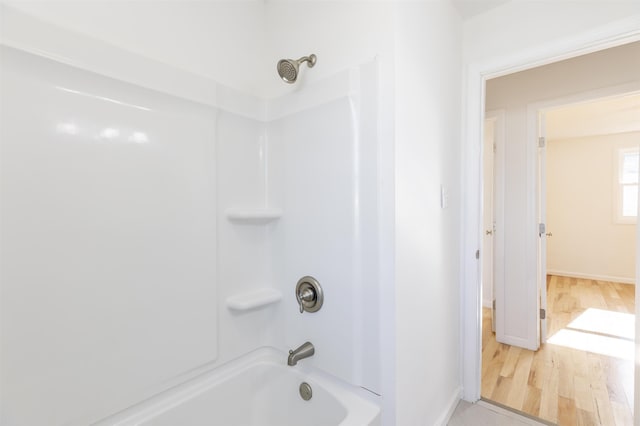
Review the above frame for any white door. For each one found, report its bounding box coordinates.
[538,111,548,344]
[483,118,496,332]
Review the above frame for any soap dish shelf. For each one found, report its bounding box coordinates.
[226,288,282,311]
[225,208,282,224]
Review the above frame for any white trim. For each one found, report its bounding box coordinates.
[475,401,550,426]
[461,16,640,403]
[482,299,492,308]
[434,387,462,426]
[460,60,484,404]
[614,146,640,225]
[547,270,635,285]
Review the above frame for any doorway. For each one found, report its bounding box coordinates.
[461,21,640,419]
[481,91,639,425]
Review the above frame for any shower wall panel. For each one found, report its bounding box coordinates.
[0,46,218,425]
[277,98,360,383]
[267,62,380,392]
[216,111,285,361]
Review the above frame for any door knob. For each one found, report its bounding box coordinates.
[485,230,493,235]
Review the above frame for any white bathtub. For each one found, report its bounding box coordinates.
[97,348,381,426]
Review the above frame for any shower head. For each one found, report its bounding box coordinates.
[277,54,317,84]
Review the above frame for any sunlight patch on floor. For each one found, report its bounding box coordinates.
[566,308,635,340]
[547,308,635,360]
[547,329,634,360]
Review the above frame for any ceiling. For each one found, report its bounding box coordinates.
[451,0,511,19]
[546,93,640,141]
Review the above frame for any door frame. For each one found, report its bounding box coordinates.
[537,109,548,345]
[527,86,640,347]
[461,20,640,403]
[483,110,505,337]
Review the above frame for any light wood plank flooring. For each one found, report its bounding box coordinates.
[481,275,635,426]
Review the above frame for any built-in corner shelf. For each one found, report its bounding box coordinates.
[225,288,282,312]
[225,208,283,224]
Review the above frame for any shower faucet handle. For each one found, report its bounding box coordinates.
[297,287,315,313]
[295,276,323,314]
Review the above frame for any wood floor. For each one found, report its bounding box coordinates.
[481,275,635,426]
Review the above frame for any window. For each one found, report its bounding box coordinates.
[616,147,639,224]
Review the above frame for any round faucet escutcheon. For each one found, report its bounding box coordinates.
[295,276,323,313]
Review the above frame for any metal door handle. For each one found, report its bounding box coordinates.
[486,230,493,235]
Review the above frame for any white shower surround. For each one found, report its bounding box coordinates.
[0,7,381,425]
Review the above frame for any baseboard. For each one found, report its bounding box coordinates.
[547,270,635,285]
[435,386,462,426]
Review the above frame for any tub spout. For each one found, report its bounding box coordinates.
[288,341,314,366]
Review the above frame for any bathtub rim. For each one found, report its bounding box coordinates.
[92,346,381,426]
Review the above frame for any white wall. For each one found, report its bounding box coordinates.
[546,95,640,140]
[394,3,462,425]
[1,0,267,96]
[263,2,394,99]
[463,1,640,68]
[546,132,638,283]
[484,42,640,347]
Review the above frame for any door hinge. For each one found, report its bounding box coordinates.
[538,137,546,148]
[492,299,496,310]
[475,249,480,260]
[540,308,546,319]
[539,223,546,236]
[493,143,497,153]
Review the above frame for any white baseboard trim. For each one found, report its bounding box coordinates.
[435,386,463,426]
[547,270,635,285]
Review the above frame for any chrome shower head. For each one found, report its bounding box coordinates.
[277,54,317,84]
